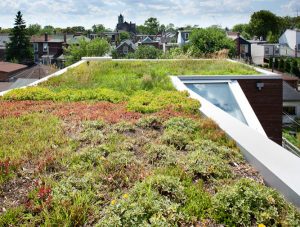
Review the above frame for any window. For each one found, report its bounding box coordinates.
[283,106,296,116]
[33,43,38,52]
[275,47,279,54]
[185,33,189,40]
[185,82,247,124]
[123,45,128,54]
[265,47,269,55]
[43,43,48,52]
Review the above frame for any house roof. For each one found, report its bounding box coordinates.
[0,62,27,73]
[30,34,73,43]
[116,39,137,50]
[283,81,300,101]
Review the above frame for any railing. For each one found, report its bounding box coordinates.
[282,137,300,158]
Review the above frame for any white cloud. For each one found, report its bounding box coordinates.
[0,0,297,29]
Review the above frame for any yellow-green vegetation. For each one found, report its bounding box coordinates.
[39,60,257,93]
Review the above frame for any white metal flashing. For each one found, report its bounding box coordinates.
[171,76,300,207]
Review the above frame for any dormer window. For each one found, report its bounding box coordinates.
[43,43,48,52]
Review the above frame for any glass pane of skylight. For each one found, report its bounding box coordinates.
[186,83,247,124]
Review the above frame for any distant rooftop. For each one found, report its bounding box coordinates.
[0,62,27,73]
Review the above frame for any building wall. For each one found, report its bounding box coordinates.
[238,78,283,144]
[251,44,264,65]
[279,30,296,50]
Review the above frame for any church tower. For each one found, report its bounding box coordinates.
[118,14,124,24]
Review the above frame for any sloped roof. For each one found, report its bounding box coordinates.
[0,62,27,73]
[283,81,300,101]
[116,39,137,50]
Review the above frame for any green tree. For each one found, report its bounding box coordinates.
[6,11,33,63]
[248,10,280,40]
[144,17,160,35]
[232,23,251,39]
[41,25,55,35]
[291,59,300,77]
[65,38,110,65]
[92,24,105,33]
[134,45,162,59]
[189,27,235,57]
[27,23,42,36]
[137,25,148,34]
[119,32,130,41]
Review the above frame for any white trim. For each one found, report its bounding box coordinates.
[226,59,278,75]
[229,80,266,136]
[171,76,300,207]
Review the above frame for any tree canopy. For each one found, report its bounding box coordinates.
[189,27,235,57]
[6,11,33,63]
[65,38,110,65]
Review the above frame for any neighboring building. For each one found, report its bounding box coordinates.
[31,33,87,65]
[177,30,191,47]
[31,33,67,64]
[279,29,300,57]
[251,43,280,65]
[115,39,136,56]
[283,81,300,124]
[137,36,160,49]
[116,14,136,34]
[0,34,10,61]
[0,62,27,81]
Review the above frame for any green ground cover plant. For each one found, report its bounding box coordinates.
[0,60,299,226]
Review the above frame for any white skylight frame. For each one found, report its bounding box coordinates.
[182,79,266,136]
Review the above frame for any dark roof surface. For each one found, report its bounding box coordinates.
[283,81,300,101]
[0,62,27,73]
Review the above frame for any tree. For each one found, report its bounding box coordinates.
[120,32,130,41]
[134,45,162,59]
[65,38,110,65]
[6,11,33,63]
[248,10,280,40]
[144,17,160,35]
[41,25,55,35]
[27,23,42,36]
[189,27,235,57]
[232,24,251,39]
[165,23,176,32]
[92,24,105,33]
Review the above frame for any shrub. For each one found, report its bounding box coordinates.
[274,58,279,69]
[291,59,300,77]
[2,87,128,103]
[212,178,300,226]
[279,58,284,71]
[136,115,163,129]
[185,149,233,180]
[145,144,177,166]
[164,117,199,134]
[161,129,192,150]
[127,90,200,114]
[2,87,54,101]
[133,45,163,59]
[284,58,291,73]
[113,121,135,133]
[97,174,211,226]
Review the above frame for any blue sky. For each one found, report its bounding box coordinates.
[0,0,299,29]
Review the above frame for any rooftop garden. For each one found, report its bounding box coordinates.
[1,60,299,226]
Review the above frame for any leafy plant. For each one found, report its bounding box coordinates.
[212,178,300,226]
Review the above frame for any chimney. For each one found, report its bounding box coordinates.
[64,33,67,43]
[45,33,48,42]
[237,32,240,38]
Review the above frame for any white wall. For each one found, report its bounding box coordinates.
[279,29,297,50]
[251,44,264,65]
